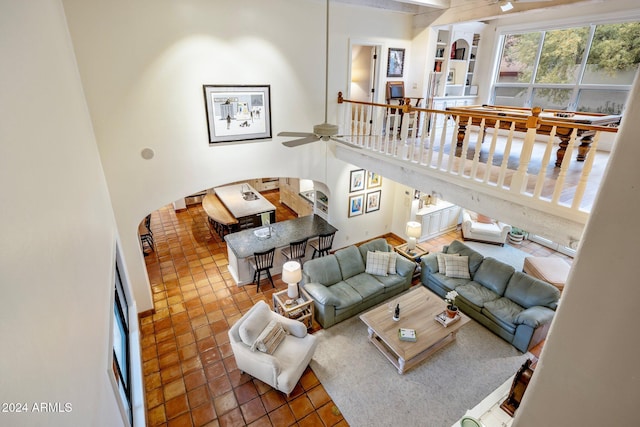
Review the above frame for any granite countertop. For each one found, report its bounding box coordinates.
[224,214,338,258]
[214,183,276,219]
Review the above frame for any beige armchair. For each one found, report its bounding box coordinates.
[461,209,512,246]
[228,301,317,396]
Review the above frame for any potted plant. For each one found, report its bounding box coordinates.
[445,290,459,318]
[509,227,526,245]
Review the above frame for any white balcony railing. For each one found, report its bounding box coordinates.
[336,93,620,218]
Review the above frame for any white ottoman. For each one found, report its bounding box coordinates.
[523,257,570,291]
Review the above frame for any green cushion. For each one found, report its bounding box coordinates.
[505,271,561,309]
[325,281,363,309]
[373,273,407,290]
[358,238,390,260]
[303,254,343,286]
[345,273,385,300]
[456,282,500,308]
[335,245,366,280]
[482,297,523,334]
[473,257,514,296]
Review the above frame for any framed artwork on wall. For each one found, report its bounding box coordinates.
[387,48,405,78]
[366,191,381,213]
[203,85,272,143]
[349,169,365,193]
[348,194,364,218]
[367,172,382,189]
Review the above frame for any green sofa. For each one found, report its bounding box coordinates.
[421,240,560,352]
[301,238,416,328]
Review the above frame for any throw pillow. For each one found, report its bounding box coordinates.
[252,319,288,354]
[387,252,398,275]
[365,251,389,276]
[444,255,471,279]
[436,253,460,273]
[476,214,493,224]
[376,250,397,274]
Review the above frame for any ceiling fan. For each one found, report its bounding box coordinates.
[278,0,353,148]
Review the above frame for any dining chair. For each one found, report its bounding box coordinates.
[309,231,335,259]
[281,237,308,265]
[248,247,276,292]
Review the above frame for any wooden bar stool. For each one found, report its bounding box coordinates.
[309,231,335,259]
[248,247,276,292]
[281,237,308,265]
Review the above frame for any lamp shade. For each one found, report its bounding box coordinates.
[282,261,302,284]
[406,221,422,239]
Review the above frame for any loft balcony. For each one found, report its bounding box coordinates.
[333,93,621,249]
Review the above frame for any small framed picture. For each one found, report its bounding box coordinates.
[348,194,364,218]
[447,70,455,83]
[349,169,365,193]
[366,191,381,213]
[387,48,405,78]
[367,172,382,189]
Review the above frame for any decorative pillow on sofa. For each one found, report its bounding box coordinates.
[365,251,389,276]
[251,319,288,354]
[444,255,471,279]
[377,250,397,274]
[436,253,460,273]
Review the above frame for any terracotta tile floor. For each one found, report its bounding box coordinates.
[140,189,568,426]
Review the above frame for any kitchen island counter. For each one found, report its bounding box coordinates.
[225,214,338,286]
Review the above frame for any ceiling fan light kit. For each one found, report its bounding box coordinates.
[313,123,339,140]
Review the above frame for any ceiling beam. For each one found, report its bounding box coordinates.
[413,0,603,27]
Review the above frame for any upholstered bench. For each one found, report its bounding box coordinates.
[523,257,571,291]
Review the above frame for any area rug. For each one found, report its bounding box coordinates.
[310,312,530,427]
[463,240,529,271]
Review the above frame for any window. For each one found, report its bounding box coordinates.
[113,258,132,425]
[493,21,640,114]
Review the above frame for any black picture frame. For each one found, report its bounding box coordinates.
[387,48,405,78]
[365,190,381,213]
[203,85,272,144]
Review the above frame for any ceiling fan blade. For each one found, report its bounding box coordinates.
[282,135,321,147]
[278,131,316,137]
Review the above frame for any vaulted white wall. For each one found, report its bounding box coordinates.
[0,1,126,425]
[62,0,413,311]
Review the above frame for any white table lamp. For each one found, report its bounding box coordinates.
[282,261,302,299]
[406,221,422,251]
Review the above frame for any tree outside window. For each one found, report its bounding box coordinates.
[493,21,640,114]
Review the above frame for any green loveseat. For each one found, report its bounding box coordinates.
[301,238,416,328]
[421,240,560,352]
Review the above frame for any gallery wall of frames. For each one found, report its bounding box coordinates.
[348,169,382,218]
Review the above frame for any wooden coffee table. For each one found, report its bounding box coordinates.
[359,286,470,374]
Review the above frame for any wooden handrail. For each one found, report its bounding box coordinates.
[338,93,619,134]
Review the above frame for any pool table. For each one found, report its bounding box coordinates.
[445,104,621,167]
